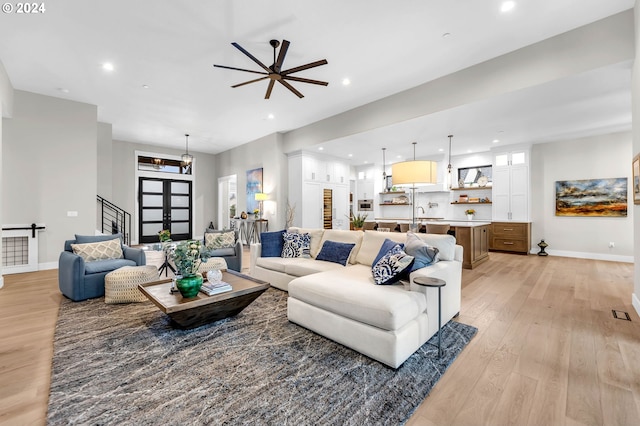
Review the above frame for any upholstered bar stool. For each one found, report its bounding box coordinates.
[426,224,451,234]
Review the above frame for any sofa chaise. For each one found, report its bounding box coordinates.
[250,228,462,368]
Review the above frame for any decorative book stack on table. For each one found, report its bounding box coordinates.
[200,281,232,296]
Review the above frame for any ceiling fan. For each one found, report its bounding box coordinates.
[214,39,328,99]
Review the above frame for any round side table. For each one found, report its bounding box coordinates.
[413,276,447,357]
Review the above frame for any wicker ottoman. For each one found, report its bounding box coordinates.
[197,257,228,275]
[105,265,158,304]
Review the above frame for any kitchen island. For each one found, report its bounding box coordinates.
[372,218,491,269]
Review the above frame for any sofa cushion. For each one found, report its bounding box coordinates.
[372,244,414,285]
[405,232,439,271]
[320,230,364,265]
[288,227,324,258]
[316,241,355,266]
[355,230,407,267]
[256,256,301,273]
[288,265,427,331]
[260,230,285,257]
[284,258,345,277]
[282,232,311,258]
[414,233,456,261]
[204,230,236,249]
[84,258,137,274]
[71,238,124,262]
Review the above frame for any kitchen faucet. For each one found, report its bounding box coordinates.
[417,206,425,215]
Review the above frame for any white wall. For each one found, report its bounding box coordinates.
[632,1,640,316]
[110,140,217,243]
[0,61,8,288]
[531,132,632,261]
[215,133,287,231]
[3,90,97,266]
[282,12,634,151]
[97,122,113,200]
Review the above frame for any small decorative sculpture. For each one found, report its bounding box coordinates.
[240,211,248,219]
[537,239,548,256]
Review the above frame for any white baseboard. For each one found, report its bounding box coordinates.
[529,249,633,263]
[633,293,640,318]
[39,261,58,271]
[0,275,4,289]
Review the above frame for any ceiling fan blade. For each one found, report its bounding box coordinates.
[283,75,329,86]
[214,64,268,76]
[274,39,290,73]
[265,80,275,99]
[278,79,304,98]
[231,42,271,73]
[231,76,269,88]
[281,59,328,76]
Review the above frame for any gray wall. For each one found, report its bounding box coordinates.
[97,122,113,200]
[215,132,288,230]
[110,139,217,243]
[0,60,8,288]
[632,1,640,315]
[531,132,632,260]
[3,90,97,265]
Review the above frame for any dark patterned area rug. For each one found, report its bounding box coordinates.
[47,288,477,425]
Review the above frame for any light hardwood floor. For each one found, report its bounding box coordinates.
[1,252,639,425]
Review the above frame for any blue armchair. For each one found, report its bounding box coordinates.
[203,229,243,272]
[58,233,146,301]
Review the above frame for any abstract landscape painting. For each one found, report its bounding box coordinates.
[556,178,627,217]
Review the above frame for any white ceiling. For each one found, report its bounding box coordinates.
[0,0,634,165]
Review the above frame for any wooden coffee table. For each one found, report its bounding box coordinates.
[138,270,269,329]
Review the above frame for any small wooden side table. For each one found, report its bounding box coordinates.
[413,276,447,357]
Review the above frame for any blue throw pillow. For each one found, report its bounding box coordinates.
[372,244,414,285]
[316,240,356,266]
[404,232,439,272]
[260,230,285,257]
[373,238,404,267]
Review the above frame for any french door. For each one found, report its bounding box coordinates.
[139,177,192,243]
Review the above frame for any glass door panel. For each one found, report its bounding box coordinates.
[139,177,192,243]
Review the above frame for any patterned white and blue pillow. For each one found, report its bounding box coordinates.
[281,232,311,258]
[372,244,414,285]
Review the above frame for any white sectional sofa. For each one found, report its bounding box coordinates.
[249,228,463,368]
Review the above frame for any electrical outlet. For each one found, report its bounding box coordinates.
[609,242,615,248]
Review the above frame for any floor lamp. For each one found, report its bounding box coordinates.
[391,143,437,231]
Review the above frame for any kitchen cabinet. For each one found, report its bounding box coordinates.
[289,151,350,229]
[489,222,531,254]
[452,223,490,269]
[492,148,529,221]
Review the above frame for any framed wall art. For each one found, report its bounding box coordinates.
[555,177,627,217]
[246,167,263,214]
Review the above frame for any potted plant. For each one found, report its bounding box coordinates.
[465,209,476,220]
[171,240,210,298]
[348,213,368,230]
[158,229,171,242]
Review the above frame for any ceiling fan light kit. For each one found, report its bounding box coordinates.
[214,39,328,99]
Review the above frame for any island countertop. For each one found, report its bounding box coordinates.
[373,218,491,227]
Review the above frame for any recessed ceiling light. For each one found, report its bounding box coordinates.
[142,84,149,89]
[467,149,473,153]
[501,1,515,13]
[57,88,69,93]
[318,147,324,151]
[102,62,114,72]
[492,139,499,143]
[442,33,451,38]
[342,78,351,86]
[364,161,368,164]
[267,113,275,120]
[397,155,402,158]
[348,154,353,157]
[438,148,444,152]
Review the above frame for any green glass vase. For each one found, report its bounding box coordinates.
[175,274,203,298]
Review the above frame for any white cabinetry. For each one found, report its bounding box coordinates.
[492,149,529,221]
[288,152,350,229]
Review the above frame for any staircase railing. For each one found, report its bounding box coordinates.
[97,196,132,245]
